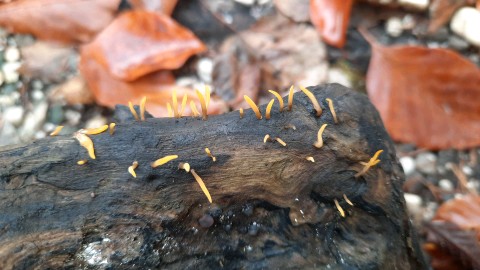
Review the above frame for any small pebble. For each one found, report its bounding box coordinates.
[234,0,255,5]
[19,102,48,140]
[404,193,422,216]
[198,214,214,228]
[438,179,454,192]
[462,166,473,176]
[197,58,213,83]
[448,35,470,51]
[4,46,20,62]
[415,152,437,175]
[450,7,480,47]
[31,89,45,101]
[32,79,44,90]
[34,130,46,140]
[327,68,352,88]
[385,17,403,37]
[400,156,415,176]
[85,115,107,129]
[65,110,82,126]
[3,105,24,126]
[2,62,21,83]
[398,0,429,10]
[248,222,259,236]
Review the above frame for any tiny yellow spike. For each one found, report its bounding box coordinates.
[77,160,88,165]
[239,108,244,119]
[343,194,354,206]
[190,101,200,117]
[179,94,188,117]
[179,162,190,172]
[314,124,328,148]
[263,134,270,143]
[128,101,140,121]
[275,137,287,147]
[191,169,212,203]
[299,86,322,117]
[268,90,284,112]
[205,85,211,108]
[128,161,138,178]
[325,98,338,123]
[75,133,96,159]
[306,156,315,162]
[334,199,345,217]
[244,95,262,120]
[81,125,109,135]
[288,85,294,111]
[205,148,216,162]
[265,99,275,120]
[109,123,116,135]
[140,96,147,121]
[196,89,208,120]
[50,126,64,136]
[151,155,178,168]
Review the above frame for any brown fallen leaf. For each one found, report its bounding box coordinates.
[129,0,178,14]
[428,0,475,33]
[309,0,354,48]
[49,75,94,105]
[85,10,207,82]
[365,32,480,150]
[80,46,227,117]
[0,0,120,44]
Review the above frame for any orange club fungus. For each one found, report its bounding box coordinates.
[128,101,140,121]
[80,125,109,135]
[334,199,345,217]
[49,126,64,136]
[314,124,328,148]
[355,150,383,178]
[244,95,262,120]
[300,86,322,117]
[326,98,338,123]
[288,85,294,111]
[268,90,284,111]
[205,148,216,162]
[109,123,116,135]
[140,96,147,121]
[191,169,212,203]
[128,161,138,178]
[151,155,178,168]
[75,132,96,159]
[265,99,275,120]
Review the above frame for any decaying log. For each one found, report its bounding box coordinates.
[0,84,427,269]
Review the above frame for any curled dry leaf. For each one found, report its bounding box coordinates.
[365,36,480,149]
[0,0,120,44]
[309,0,354,48]
[85,10,207,82]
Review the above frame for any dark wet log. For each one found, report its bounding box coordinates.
[0,84,427,269]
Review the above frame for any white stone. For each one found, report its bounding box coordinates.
[398,0,429,10]
[65,110,81,126]
[385,17,403,37]
[0,121,19,146]
[19,102,48,140]
[3,106,24,126]
[34,130,46,140]
[462,165,473,176]
[404,193,423,217]
[197,58,213,83]
[327,68,352,88]
[400,156,415,176]
[450,7,480,47]
[415,152,437,174]
[438,179,454,192]
[234,0,255,5]
[31,89,45,101]
[85,115,107,129]
[4,46,20,62]
[2,62,21,83]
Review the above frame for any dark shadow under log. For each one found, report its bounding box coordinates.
[0,83,427,269]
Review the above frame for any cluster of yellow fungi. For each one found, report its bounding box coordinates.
[52,85,383,217]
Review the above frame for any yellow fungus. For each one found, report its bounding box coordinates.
[190,101,200,117]
[196,89,208,120]
[81,125,109,135]
[306,156,315,162]
[167,102,173,117]
[109,123,116,135]
[343,194,354,206]
[75,133,95,159]
[239,108,244,119]
[180,94,188,117]
[299,86,322,117]
[275,137,287,147]
[288,85,294,111]
[128,101,140,121]
[244,95,262,120]
[172,89,179,118]
[334,199,345,217]
[178,162,190,172]
[265,99,275,120]
[50,126,64,136]
[140,96,147,121]
[128,161,138,178]
[151,155,178,168]
[191,169,212,203]
[263,134,271,143]
[268,90,284,112]
[314,124,328,148]
[284,124,296,130]
[205,85,211,108]
[205,148,216,162]
[326,98,338,124]
[77,160,87,165]
[355,150,383,178]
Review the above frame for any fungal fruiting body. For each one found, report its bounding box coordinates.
[306,156,315,162]
[314,124,328,148]
[325,98,338,124]
[299,86,322,117]
[172,89,179,118]
[355,150,383,178]
[191,169,212,203]
[190,101,200,117]
[179,94,188,116]
[140,96,147,121]
[178,162,190,172]
[167,103,173,117]
[205,148,216,162]
[50,126,64,136]
[75,133,96,159]
[268,90,284,111]
[128,101,140,121]
[275,137,287,147]
[244,95,262,120]
[77,160,87,165]
[80,125,109,135]
[288,85,294,111]
[263,134,271,143]
[151,155,179,168]
[205,85,211,107]
[343,194,354,206]
[239,108,244,119]
[334,199,345,217]
[109,123,116,135]
[128,161,138,178]
[196,89,208,120]
[265,99,275,120]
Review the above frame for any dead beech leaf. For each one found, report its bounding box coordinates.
[309,0,354,48]
[129,0,178,14]
[365,39,480,150]
[85,10,207,82]
[0,0,120,44]
[80,46,226,117]
[428,0,475,33]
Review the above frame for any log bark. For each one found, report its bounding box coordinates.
[0,83,427,269]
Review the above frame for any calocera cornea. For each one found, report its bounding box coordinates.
[196,89,208,120]
[239,108,244,119]
[334,199,345,217]
[80,125,109,135]
[178,162,190,172]
[325,98,338,124]
[191,169,212,203]
[288,85,294,111]
[205,148,216,162]
[109,123,116,135]
[50,126,64,136]
[343,194,353,206]
[263,134,271,143]
[77,160,87,165]
[275,137,287,147]
[314,124,328,148]
[128,161,138,178]
[205,85,211,108]
[355,150,383,178]
[244,95,262,120]
[179,94,188,117]
[306,156,315,162]
[128,101,140,121]
[299,86,322,117]
[268,90,284,112]
[151,155,179,168]
[190,101,200,117]
[265,99,275,120]
[75,132,96,159]
[140,96,147,121]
